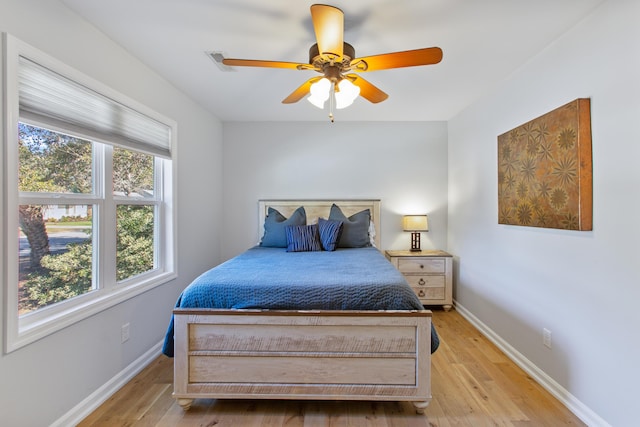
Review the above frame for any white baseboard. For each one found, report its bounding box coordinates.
[51,341,163,427]
[454,302,611,427]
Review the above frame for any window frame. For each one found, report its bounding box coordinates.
[2,34,177,353]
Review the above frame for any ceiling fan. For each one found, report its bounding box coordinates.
[222,4,443,121]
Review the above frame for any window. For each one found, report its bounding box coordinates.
[3,34,176,352]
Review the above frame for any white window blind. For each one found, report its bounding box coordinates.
[18,56,172,158]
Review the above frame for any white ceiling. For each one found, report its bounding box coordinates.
[61,0,603,122]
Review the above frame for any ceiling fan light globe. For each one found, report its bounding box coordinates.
[310,78,331,99]
[308,77,331,109]
[335,79,360,109]
[334,92,352,109]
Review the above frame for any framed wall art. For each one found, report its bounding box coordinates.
[497,98,592,230]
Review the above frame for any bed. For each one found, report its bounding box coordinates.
[163,199,437,413]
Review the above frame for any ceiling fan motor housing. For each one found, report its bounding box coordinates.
[309,42,355,67]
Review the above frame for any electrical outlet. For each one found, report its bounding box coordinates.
[543,328,552,348]
[121,323,130,343]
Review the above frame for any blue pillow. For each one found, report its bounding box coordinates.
[285,224,322,252]
[328,204,371,248]
[260,206,306,248]
[318,218,343,251]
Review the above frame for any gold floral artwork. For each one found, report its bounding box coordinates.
[497,99,592,230]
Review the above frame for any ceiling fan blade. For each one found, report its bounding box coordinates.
[351,47,443,72]
[222,58,309,70]
[282,77,323,104]
[346,74,388,103]
[310,4,344,60]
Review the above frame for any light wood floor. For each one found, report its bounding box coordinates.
[78,309,585,426]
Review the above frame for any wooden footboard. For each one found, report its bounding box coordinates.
[172,309,432,413]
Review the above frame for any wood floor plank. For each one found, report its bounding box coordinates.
[78,309,586,427]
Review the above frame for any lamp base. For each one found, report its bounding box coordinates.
[410,232,421,252]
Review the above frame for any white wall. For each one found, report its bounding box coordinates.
[0,1,223,425]
[447,1,639,426]
[221,121,448,260]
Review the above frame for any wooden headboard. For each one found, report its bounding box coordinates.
[258,199,381,249]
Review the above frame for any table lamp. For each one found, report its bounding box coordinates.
[402,215,429,252]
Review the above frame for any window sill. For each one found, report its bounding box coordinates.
[6,271,177,353]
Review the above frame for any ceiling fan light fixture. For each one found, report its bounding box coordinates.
[335,78,360,109]
[307,77,331,108]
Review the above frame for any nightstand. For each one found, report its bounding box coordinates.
[385,250,453,311]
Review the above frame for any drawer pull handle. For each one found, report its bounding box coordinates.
[418,290,426,297]
[420,264,424,269]
[418,278,426,286]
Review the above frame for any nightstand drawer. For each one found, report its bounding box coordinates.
[397,258,445,274]
[404,275,445,288]
[413,286,445,300]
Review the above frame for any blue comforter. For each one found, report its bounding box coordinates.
[162,246,439,356]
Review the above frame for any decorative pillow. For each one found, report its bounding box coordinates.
[285,224,322,252]
[260,206,306,248]
[328,204,371,248]
[317,218,343,251]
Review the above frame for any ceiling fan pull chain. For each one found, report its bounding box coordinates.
[329,81,335,122]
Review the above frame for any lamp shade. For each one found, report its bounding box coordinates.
[402,215,429,232]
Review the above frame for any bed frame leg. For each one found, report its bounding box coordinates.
[412,400,430,414]
[177,398,193,411]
